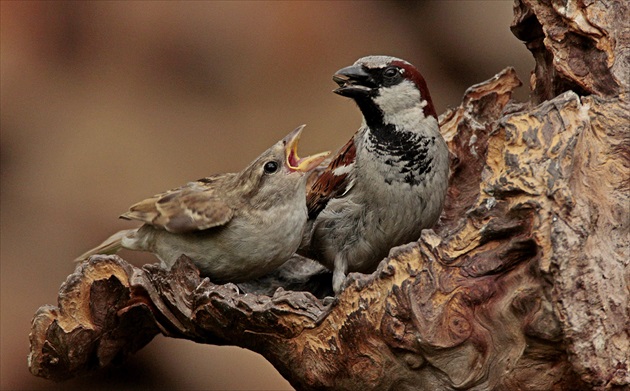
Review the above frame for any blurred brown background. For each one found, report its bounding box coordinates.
[1,1,533,390]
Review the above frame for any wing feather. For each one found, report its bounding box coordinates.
[306,137,357,220]
[121,175,235,233]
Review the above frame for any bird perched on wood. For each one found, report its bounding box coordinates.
[299,55,450,294]
[77,125,330,283]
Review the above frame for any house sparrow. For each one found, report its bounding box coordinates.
[76,125,330,283]
[299,56,450,293]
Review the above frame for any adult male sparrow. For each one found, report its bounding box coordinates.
[77,125,330,283]
[299,56,450,293]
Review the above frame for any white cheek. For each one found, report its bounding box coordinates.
[374,80,421,110]
[373,80,428,126]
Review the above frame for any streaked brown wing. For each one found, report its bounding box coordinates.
[121,175,234,233]
[306,137,357,220]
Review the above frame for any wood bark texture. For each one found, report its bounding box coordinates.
[29,1,629,390]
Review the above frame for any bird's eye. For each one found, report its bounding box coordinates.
[263,161,279,174]
[383,67,400,79]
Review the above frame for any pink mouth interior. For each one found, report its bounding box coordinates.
[288,149,300,168]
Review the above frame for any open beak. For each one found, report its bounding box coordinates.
[332,65,376,97]
[284,125,331,173]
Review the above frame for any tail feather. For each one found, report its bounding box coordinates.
[74,229,137,262]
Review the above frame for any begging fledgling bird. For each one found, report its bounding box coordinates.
[299,55,450,293]
[77,125,330,283]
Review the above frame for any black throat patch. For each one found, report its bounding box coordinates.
[353,95,434,186]
[366,124,435,186]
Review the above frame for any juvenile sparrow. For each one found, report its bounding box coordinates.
[299,56,450,293]
[77,125,330,283]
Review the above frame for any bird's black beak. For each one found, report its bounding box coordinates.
[332,65,376,98]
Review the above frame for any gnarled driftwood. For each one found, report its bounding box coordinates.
[29,1,629,389]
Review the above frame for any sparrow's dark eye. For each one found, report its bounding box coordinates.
[383,66,400,79]
[381,66,403,87]
[263,161,279,174]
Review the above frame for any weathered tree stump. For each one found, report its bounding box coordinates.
[29,1,629,389]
